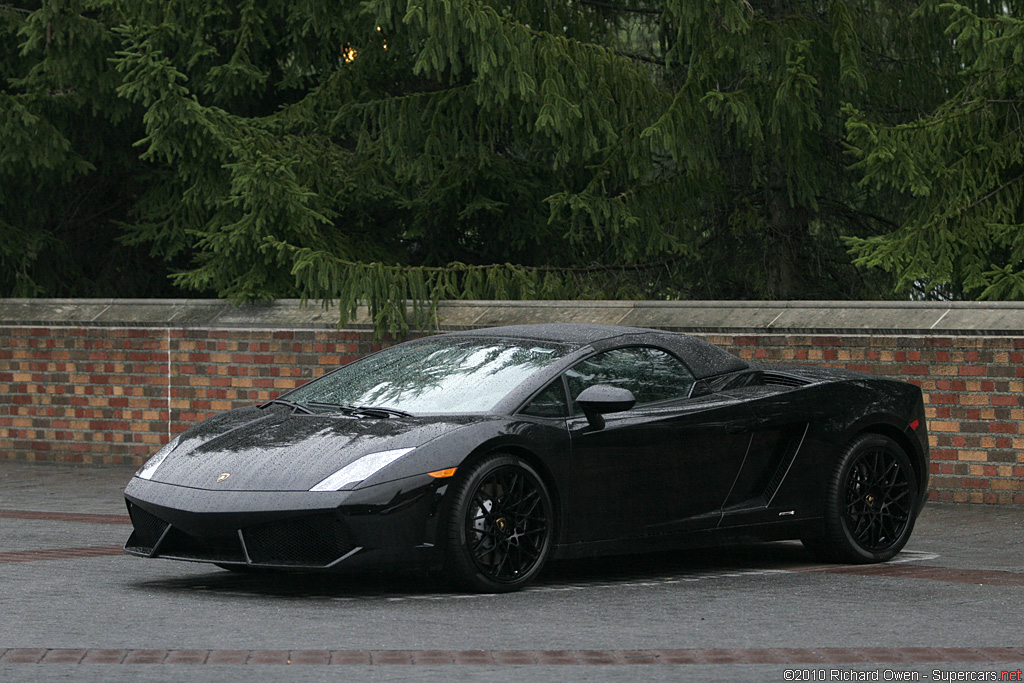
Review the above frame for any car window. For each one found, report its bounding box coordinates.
[287,338,571,413]
[520,378,570,418]
[564,346,695,407]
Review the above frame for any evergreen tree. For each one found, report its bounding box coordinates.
[0,0,177,297]
[844,1,1024,299]
[4,1,1019,333]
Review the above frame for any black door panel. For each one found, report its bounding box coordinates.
[566,394,756,542]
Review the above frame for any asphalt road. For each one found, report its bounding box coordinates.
[1,461,1022,682]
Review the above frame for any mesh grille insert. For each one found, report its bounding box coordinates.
[127,504,167,549]
[243,514,354,567]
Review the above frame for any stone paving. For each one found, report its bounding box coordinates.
[0,461,1022,682]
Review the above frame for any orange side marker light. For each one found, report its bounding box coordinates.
[428,468,458,478]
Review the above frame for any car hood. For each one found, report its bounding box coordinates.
[148,405,474,491]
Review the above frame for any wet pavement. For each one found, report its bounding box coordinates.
[0,461,1022,682]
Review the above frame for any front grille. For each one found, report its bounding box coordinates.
[125,505,355,568]
[127,503,168,549]
[243,514,354,567]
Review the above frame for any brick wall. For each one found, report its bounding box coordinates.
[0,326,382,467]
[1,299,1022,505]
[707,334,1024,505]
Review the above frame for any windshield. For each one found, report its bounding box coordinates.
[286,338,571,414]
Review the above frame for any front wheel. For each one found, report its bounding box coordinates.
[814,434,919,564]
[443,455,554,593]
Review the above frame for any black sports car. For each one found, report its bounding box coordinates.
[124,323,929,592]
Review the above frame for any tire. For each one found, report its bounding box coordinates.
[815,434,919,564]
[443,454,554,593]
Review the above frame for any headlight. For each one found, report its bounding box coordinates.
[136,435,181,480]
[309,447,415,492]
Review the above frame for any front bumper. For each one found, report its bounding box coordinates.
[123,474,449,571]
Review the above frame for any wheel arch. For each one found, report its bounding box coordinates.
[854,422,928,503]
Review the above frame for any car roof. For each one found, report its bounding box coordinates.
[445,323,749,379]
[446,323,653,345]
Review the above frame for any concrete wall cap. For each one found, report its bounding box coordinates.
[1,298,1023,335]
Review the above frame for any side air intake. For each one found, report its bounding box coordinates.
[759,371,812,388]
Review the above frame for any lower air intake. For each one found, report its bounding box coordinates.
[127,503,167,549]
[243,514,354,567]
[158,526,246,563]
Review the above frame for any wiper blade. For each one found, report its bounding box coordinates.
[305,402,412,419]
[262,398,314,415]
[354,405,412,418]
[306,401,357,413]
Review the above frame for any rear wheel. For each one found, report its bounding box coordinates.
[812,434,918,563]
[443,455,553,593]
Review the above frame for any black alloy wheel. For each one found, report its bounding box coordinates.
[444,455,553,592]
[812,434,919,563]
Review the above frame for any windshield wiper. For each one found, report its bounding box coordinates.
[305,401,357,414]
[354,405,412,419]
[305,402,411,419]
[262,398,314,415]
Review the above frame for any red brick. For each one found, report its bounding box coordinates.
[122,651,168,663]
[575,650,618,664]
[370,651,413,664]
[538,650,579,664]
[486,650,534,664]
[39,651,87,663]
[247,650,290,664]
[288,650,330,665]
[1,649,46,663]
[330,651,371,665]
[453,650,494,664]
[812,336,842,346]
[412,650,455,664]
[81,649,128,664]
[163,649,209,664]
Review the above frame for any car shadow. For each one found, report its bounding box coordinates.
[130,541,822,600]
[545,541,820,584]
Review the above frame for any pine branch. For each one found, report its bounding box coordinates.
[961,172,1024,214]
[577,1,663,15]
[613,49,667,67]
[0,4,32,16]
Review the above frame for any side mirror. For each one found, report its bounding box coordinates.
[575,384,636,430]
